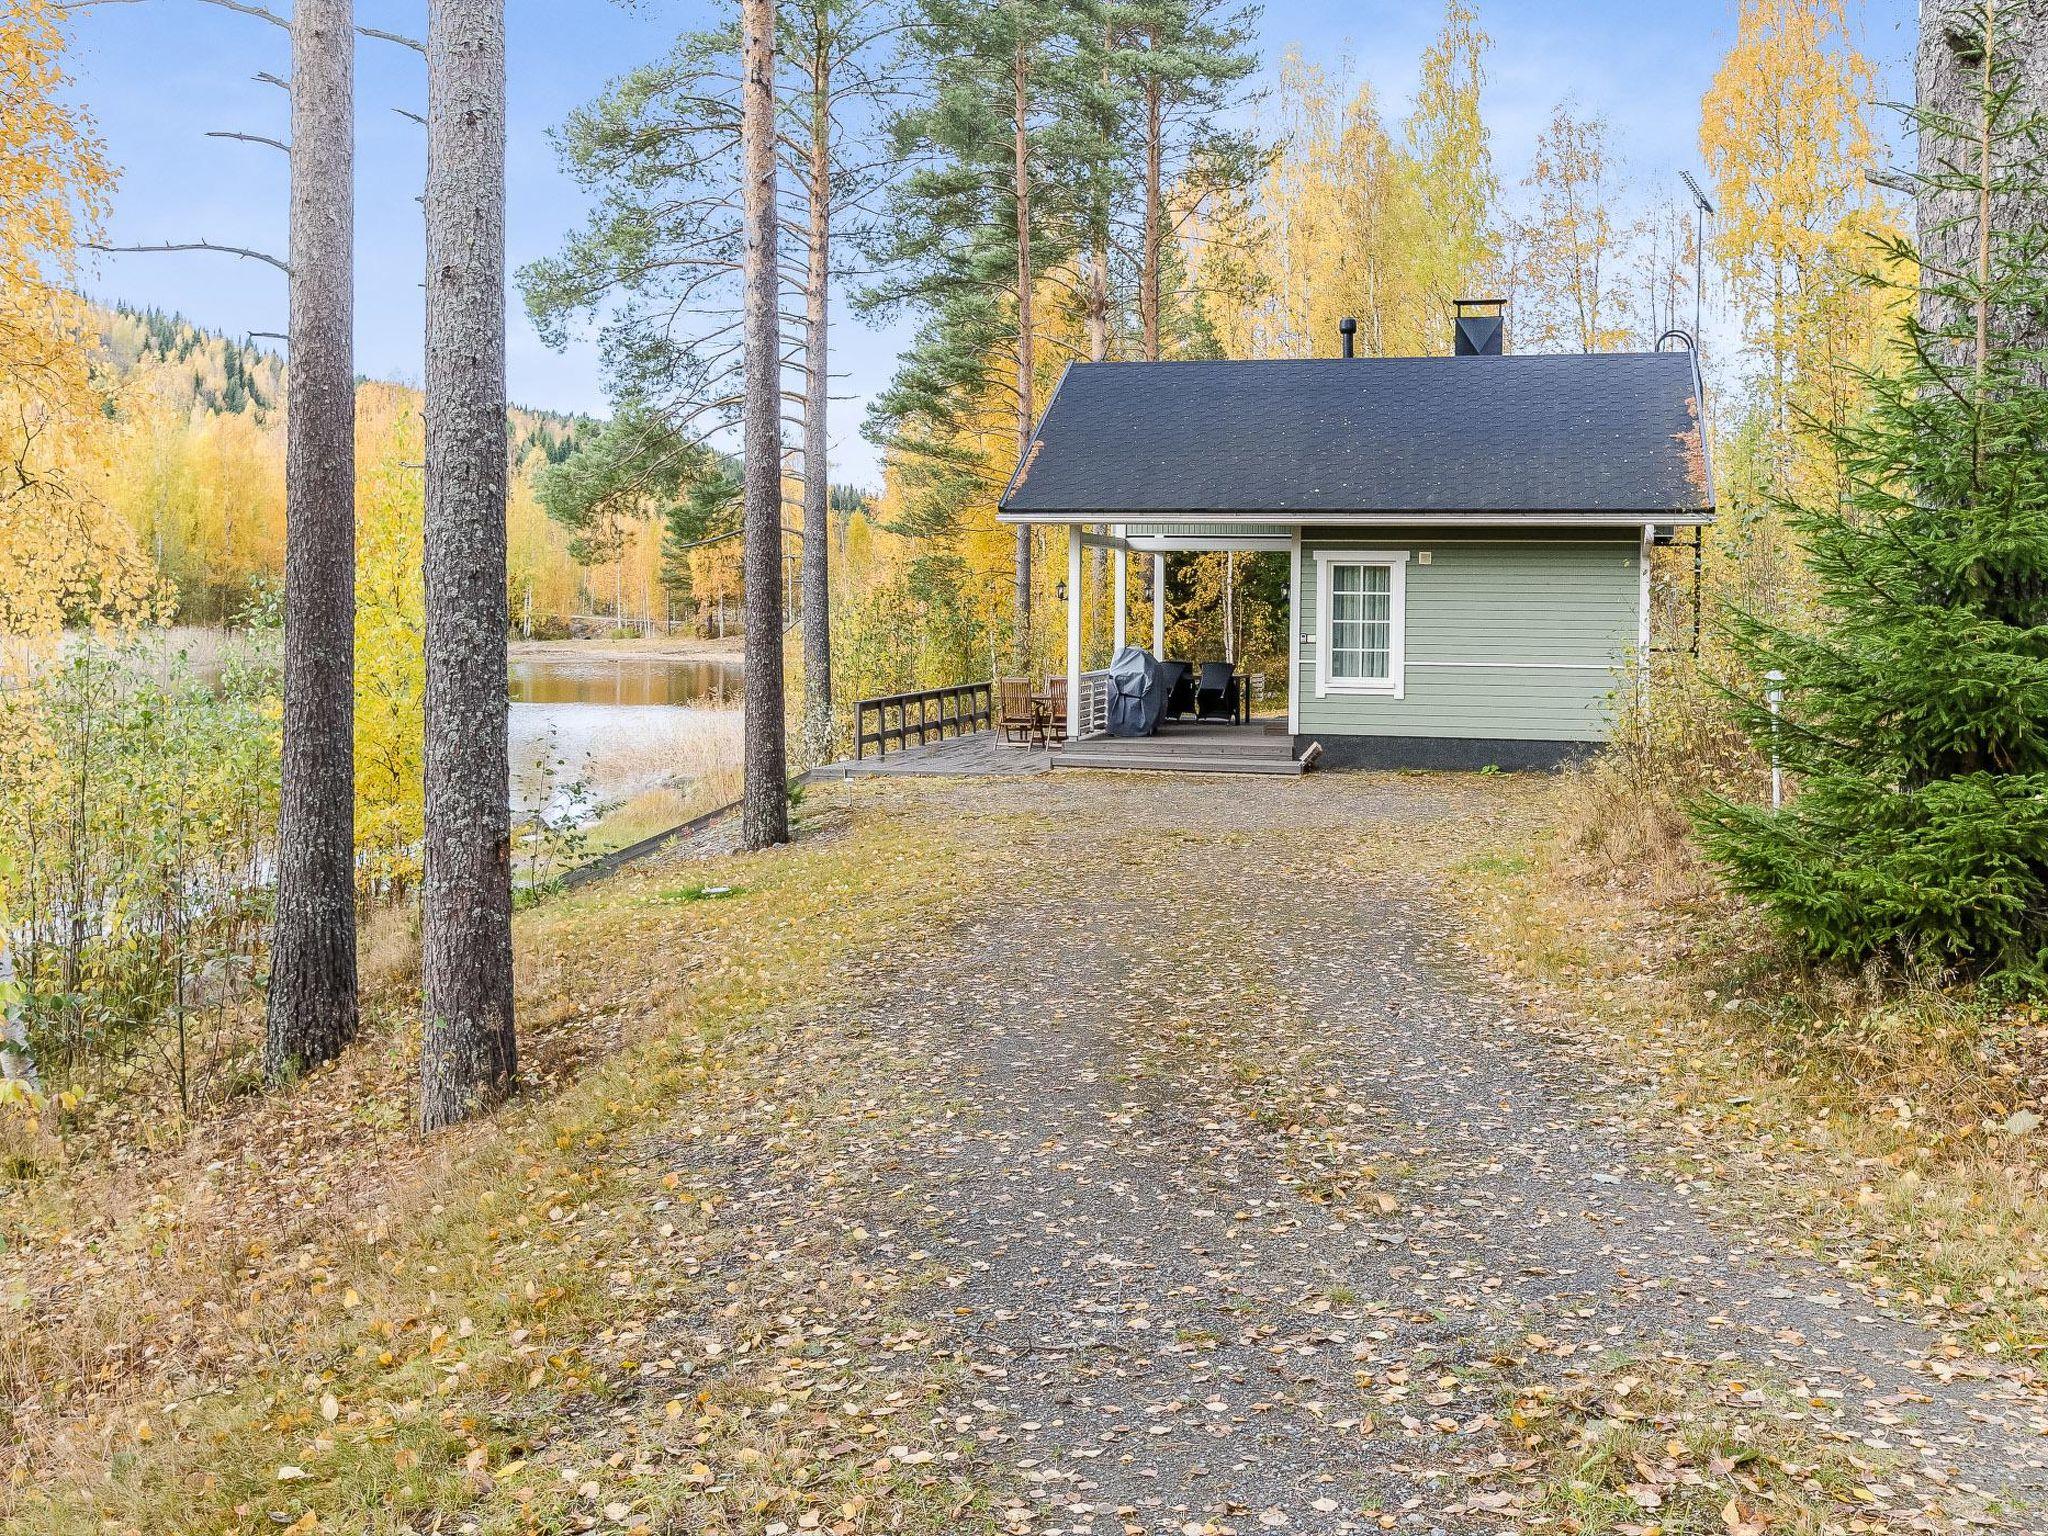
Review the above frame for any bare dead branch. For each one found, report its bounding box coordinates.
[85,238,290,275]
[192,0,287,28]
[357,23,424,53]
[207,129,290,155]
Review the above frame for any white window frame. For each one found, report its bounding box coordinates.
[1313,549,1408,700]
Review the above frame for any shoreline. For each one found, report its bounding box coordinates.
[508,635,745,665]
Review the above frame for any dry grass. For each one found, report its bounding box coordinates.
[0,787,996,1535]
[1453,751,2048,1353]
[579,763,745,860]
[1497,1357,1912,1535]
[357,900,422,1001]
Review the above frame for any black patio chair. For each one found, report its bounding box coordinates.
[1158,660,1195,722]
[1194,661,1239,722]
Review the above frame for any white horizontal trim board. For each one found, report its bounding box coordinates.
[1304,537,1641,547]
[1000,510,1713,527]
[1409,660,1616,670]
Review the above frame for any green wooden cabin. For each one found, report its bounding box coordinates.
[997,307,1715,771]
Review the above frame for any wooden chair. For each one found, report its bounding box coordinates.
[998,676,1041,745]
[1043,675,1068,741]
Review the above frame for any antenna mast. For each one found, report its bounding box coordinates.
[1680,170,1715,356]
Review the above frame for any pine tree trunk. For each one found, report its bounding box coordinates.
[740,0,790,849]
[1918,0,2048,357]
[1012,40,1034,672]
[1087,239,1110,364]
[265,0,357,1085]
[1142,66,1163,361]
[801,74,833,765]
[419,0,516,1131]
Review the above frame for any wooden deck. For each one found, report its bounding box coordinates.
[818,716,1307,779]
[1055,717,1306,776]
[819,731,1052,779]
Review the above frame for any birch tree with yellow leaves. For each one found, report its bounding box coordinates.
[1192,4,1496,363]
[0,0,153,645]
[1701,0,1891,471]
[1509,103,1632,353]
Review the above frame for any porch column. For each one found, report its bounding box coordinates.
[1112,535,1127,653]
[1067,526,1084,740]
[1151,552,1166,656]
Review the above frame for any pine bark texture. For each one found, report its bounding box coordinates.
[1918,0,2048,352]
[264,0,358,1084]
[801,86,833,766]
[1085,247,1110,363]
[740,0,790,850]
[420,0,516,1130]
[1011,41,1035,671]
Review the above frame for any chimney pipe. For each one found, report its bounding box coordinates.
[1338,316,1356,359]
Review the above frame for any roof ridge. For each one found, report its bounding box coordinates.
[1069,352,1687,366]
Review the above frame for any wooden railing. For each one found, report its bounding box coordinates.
[854,681,994,760]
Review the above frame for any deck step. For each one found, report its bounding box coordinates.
[1069,742,1296,761]
[1053,751,1307,776]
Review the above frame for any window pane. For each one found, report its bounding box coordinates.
[1326,562,1392,682]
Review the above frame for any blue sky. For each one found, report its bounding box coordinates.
[67,0,1916,485]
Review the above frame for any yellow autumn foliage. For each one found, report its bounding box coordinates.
[353,385,426,898]
[1701,0,1895,456]
[0,0,155,647]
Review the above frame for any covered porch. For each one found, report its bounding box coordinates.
[1035,520,1309,774]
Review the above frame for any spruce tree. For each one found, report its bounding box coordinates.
[1697,13,2048,979]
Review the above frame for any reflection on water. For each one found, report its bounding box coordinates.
[509,656,741,708]
[509,657,744,819]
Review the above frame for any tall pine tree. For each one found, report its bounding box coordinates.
[864,0,1115,667]
[1697,5,2048,979]
[1120,0,1261,360]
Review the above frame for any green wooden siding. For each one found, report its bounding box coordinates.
[1295,532,1642,742]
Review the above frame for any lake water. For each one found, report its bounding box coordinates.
[508,655,743,818]
[508,655,741,709]
[170,635,742,820]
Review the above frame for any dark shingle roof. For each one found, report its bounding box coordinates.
[998,352,1712,519]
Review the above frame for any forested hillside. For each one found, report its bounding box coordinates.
[84,305,733,632]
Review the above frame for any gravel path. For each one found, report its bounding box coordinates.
[680,773,2048,1534]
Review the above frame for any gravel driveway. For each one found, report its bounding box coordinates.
[678,772,2048,1535]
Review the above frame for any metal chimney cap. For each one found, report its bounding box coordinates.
[1453,298,1506,356]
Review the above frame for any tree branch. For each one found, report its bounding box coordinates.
[63,0,420,51]
[357,23,424,54]
[207,129,290,155]
[189,0,287,28]
[86,238,290,275]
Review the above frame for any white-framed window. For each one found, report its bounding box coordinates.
[1313,550,1408,699]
